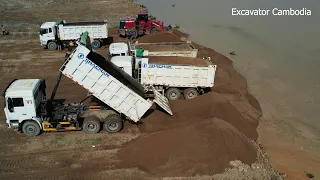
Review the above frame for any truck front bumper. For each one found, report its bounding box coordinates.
[40,40,47,46]
[6,120,19,129]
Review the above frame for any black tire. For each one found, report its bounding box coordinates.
[83,116,101,134]
[151,28,161,34]
[22,121,41,137]
[166,88,181,101]
[183,88,199,100]
[104,114,123,133]
[91,40,101,49]
[47,41,57,51]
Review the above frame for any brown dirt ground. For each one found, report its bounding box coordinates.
[0,1,284,179]
[0,0,141,27]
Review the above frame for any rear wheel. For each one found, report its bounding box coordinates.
[166,88,181,101]
[104,114,123,133]
[22,121,41,136]
[91,40,101,49]
[183,88,199,100]
[83,116,101,134]
[47,41,57,51]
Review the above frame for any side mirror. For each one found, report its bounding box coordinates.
[7,98,14,112]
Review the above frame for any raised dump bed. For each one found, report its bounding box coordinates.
[130,41,198,58]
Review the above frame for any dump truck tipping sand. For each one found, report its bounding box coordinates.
[60,33,173,122]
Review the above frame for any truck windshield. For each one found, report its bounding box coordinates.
[119,21,125,29]
[40,28,48,35]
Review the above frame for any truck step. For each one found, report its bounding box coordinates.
[42,122,81,132]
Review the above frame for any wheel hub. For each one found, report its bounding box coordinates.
[108,122,118,131]
[170,92,177,98]
[188,92,195,98]
[87,123,96,130]
[28,126,35,133]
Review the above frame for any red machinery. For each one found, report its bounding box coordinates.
[118,11,165,39]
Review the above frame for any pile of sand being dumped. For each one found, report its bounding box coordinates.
[117,92,259,177]
[140,92,258,139]
[117,118,257,177]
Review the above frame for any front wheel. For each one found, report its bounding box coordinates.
[104,114,123,133]
[47,41,57,51]
[83,116,101,134]
[91,40,101,49]
[22,121,41,136]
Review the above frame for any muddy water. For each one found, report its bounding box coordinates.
[137,0,320,158]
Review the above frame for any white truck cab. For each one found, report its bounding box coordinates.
[109,42,129,57]
[3,79,45,129]
[39,22,57,46]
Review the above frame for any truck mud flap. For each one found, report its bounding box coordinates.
[151,86,173,116]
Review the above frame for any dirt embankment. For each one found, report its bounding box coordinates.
[117,31,263,177]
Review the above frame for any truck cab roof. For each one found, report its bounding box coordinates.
[4,79,41,97]
[109,42,128,55]
[40,22,56,28]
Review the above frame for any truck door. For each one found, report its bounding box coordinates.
[40,28,55,45]
[5,97,27,120]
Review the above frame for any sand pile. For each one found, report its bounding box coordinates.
[140,92,258,139]
[136,31,183,43]
[117,93,260,176]
[148,56,211,67]
[115,30,262,177]
[118,118,257,176]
